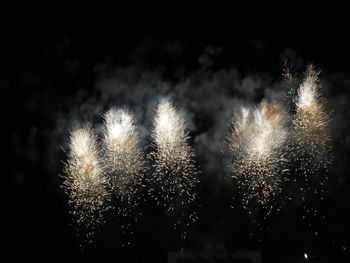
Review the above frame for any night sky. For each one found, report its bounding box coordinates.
[4,11,350,262]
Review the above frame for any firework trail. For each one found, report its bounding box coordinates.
[148,99,199,239]
[63,124,111,241]
[291,65,332,210]
[292,65,332,171]
[228,101,289,213]
[102,108,147,220]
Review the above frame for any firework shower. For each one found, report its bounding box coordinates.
[62,65,332,244]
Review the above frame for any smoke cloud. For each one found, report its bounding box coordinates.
[9,39,350,261]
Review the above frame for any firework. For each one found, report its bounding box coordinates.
[63,124,111,241]
[228,101,289,212]
[291,65,332,202]
[102,108,147,219]
[148,99,199,238]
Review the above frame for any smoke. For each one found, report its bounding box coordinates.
[11,40,350,256]
[52,47,337,207]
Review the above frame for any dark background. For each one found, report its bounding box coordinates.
[3,9,350,262]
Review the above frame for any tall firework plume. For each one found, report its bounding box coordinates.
[63,124,111,241]
[291,65,332,203]
[148,99,199,238]
[102,108,147,219]
[228,101,289,212]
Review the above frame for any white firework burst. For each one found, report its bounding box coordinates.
[228,101,289,212]
[148,99,199,239]
[292,65,332,170]
[291,65,332,207]
[102,108,147,218]
[63,124,111,241]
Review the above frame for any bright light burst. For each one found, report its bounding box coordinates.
[102,108,147,219]
[148,99,199,239]
[63,124,111,241]
[292,65,332,210]
[292,65,332,171]
[228,101,289,212]
[61,64,333,244]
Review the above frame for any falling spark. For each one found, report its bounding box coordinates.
[228,101,289,212]
[63,124,111,241]
[102,108,147,220]
[148,99,200,238]
[292,65,332,203]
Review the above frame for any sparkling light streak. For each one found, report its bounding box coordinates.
[292,65,332,174]
[148,99,200,239]
[228,101,289,212]
[102,108,147,219]
[63,124,111,241]
[291,65,332,215]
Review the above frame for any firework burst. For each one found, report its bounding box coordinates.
[228,101,289,212]
[291,65,332,206]
[148,99,199,238]
[63,124,111,241]
[102,108,147,220]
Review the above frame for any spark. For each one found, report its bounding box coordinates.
[292,65,332,202]
[102,108,147,220]
[228,101,289,212]
[63,124,111,241]
[148,99,200,239]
